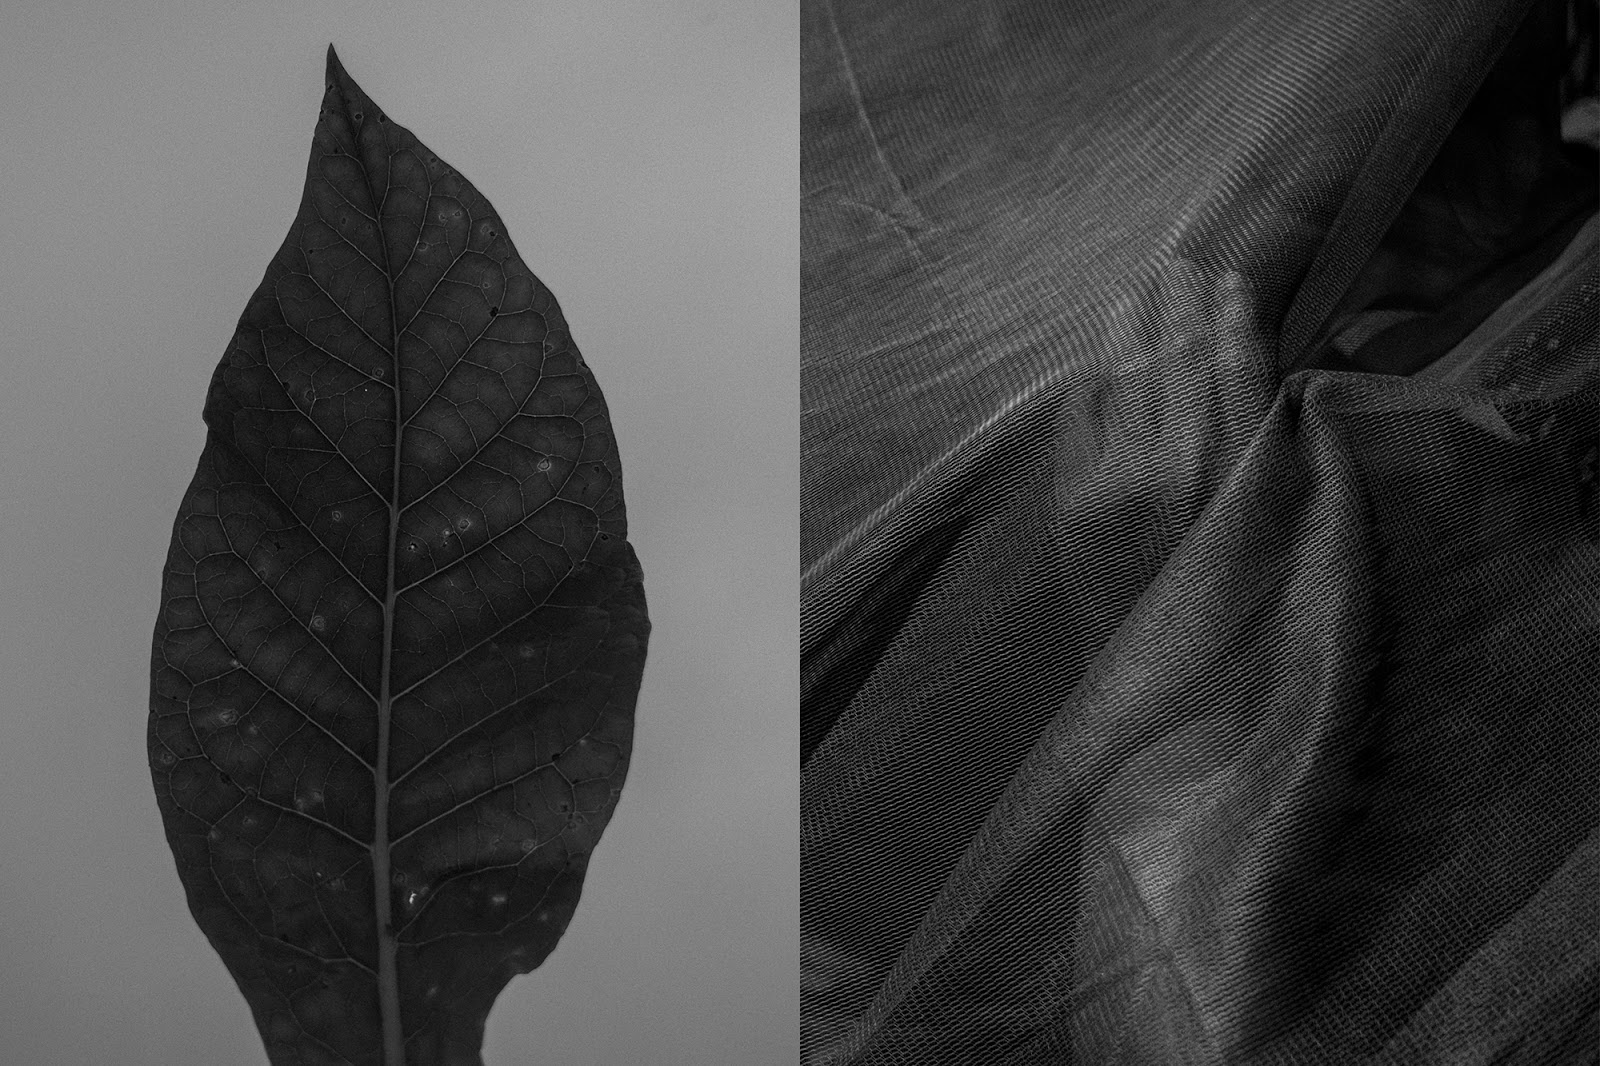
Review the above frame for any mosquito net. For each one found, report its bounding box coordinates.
[800,0,1599,1062]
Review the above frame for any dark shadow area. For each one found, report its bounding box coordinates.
[801,517,968,765]
[1308,0,1598,375]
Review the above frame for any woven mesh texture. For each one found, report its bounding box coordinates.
[800,0,1599,1062]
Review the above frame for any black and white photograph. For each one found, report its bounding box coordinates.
[3,0,1599,1062]
[0,2,794,1063]
[800,0,1597,1063]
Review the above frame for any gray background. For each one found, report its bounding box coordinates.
[0,1,795,1063]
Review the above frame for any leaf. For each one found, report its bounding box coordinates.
[148,46,649,1065]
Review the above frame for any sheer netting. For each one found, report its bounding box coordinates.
[800,0,1599,1063]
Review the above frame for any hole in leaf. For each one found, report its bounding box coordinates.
[489,306,499,316]
[353,110,363,122]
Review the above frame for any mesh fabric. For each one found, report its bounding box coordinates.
[800,0,1599,1062]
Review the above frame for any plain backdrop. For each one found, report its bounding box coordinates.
[0,1,796,1063]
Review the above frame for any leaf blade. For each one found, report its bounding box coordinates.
[150,46,649,1065]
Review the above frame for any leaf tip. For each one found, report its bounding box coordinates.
[324,44,349,91]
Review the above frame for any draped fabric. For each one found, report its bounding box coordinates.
[800,0,1599,1062]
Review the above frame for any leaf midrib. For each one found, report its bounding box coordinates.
[350,95,410,1066]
